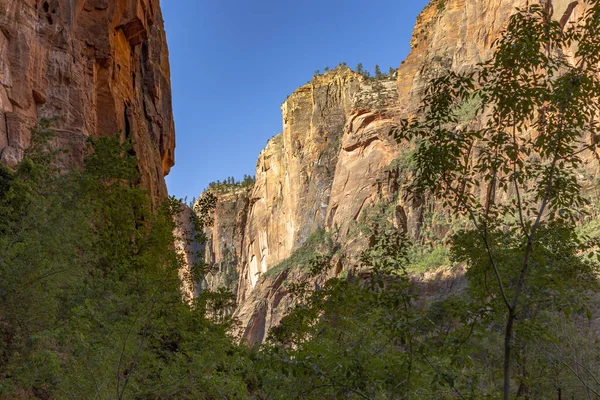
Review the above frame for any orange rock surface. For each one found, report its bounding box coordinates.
[197,0,591,344]
[0,0,174,201]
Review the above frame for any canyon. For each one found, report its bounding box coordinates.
[0,0,594,347]
[0,0,598,397]
[194,0,595,345]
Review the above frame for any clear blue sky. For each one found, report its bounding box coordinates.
[162,0,430,201]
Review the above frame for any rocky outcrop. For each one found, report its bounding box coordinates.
[195,0,592,344]
[203,188,251,296]
[198,68,366,343]
[398,0,586,111]
[239,69,360,294]
[174,203,203,303]
[0,0,174,201]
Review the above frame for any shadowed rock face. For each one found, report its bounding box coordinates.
[0,0,174,202]
[196,0,592,345]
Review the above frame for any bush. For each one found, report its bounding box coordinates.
[264,228,334,278]
[406,245,452,273]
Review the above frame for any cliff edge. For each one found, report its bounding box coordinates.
[196,0,590,344]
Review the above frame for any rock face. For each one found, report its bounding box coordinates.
[201,68,365,343]
[240,69,360,293]
[197,0,591,345]
[0,0,174,201]
[397,0,586,110]
[203,188,251,297]
[174,203,203,303]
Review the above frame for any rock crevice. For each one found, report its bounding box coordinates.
[0,0,174,202]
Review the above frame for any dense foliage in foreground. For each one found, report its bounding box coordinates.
[4,2,600,399]
[2,122,600,400]
[0,124,253,399]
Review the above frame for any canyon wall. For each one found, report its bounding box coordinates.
[198,0,590,344]
[0,0,174,201]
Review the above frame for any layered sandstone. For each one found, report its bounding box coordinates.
[239,68,359,292]
[0,0,174,201]
[203,188,251,296]
[197,0,591,345]
[398,0,585,110]
[199,68,364,342]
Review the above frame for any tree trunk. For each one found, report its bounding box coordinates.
[504,309,516,400]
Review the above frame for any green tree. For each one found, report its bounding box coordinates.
[0,124,254,399]
[356,62,364,75]
[374,64,383,79]
[258,229,420,399]
[393,2,600,398]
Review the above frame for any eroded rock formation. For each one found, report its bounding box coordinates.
[197,0,591,345]
[0,0,174,201]
[397,0,585,110]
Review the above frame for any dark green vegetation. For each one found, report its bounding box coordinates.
[313,62,397,81]
[5,2,600,399]
[355,63,397,80]
[392,1,600,398]
[207,175,255,194]
[0,122,252,399]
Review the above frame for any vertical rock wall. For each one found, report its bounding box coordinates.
[397,0,585,110]
[198,0,591,344]
[236,68,361,301]
[0,0,174,201]
[201,68,363,343]
[203,189,251,296]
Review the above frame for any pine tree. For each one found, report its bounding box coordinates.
[374,64,383,79]
[356,63,364,75]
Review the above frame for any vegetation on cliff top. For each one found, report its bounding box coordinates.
[206,174,255,194]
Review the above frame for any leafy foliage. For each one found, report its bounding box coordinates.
[0,124,251,399]
[392,2,600,398]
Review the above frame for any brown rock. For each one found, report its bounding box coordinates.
[0,0,175,203]
[191,0,593,344]
[174,203,203,303]
[203,188,251,296]
[397,0,586,111]
[225,67,361,303]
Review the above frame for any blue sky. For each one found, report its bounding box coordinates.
[162,0,430,201]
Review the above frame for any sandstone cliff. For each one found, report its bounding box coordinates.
[0,0,174,201]
[397,0,586,109]
[197,0,591,345]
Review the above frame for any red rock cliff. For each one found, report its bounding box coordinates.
[197,0,592,345]
[0,0,174,200]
